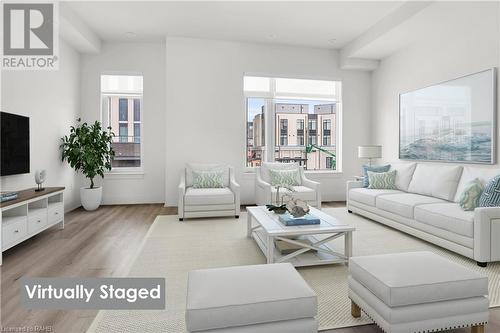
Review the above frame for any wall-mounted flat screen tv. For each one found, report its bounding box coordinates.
[0,112,30,176]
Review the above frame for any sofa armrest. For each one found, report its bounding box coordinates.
[474,207,500,262]
[346,181,363,209]
[229,167,240,215]
[347,180,363,190]
[178,173,186,218]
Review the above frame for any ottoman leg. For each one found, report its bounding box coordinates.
[471,324,485,333]
[351,300,361,318]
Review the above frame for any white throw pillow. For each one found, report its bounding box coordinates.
[407,164,463,201]
[389,163,416,191]
[453,166,500,202]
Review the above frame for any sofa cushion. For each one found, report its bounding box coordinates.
[349,251,488,307]
[407,164,463,201]
[272,186,316,202]
[362,164,390,187]
[479,174,500,207]
[414,203,474,237]
[389,163,416,191]
[186,263,317,332]
[186,163,230,187]
[185,187,234,205]
[458,179,484,211]
[367,170,397,189]
[376,193,445,219]
[454,166,500,202]
[349,188,401,207]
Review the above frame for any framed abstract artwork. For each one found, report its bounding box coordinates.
[399,68,497,164]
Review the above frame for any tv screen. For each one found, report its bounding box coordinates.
[1,112,30,176]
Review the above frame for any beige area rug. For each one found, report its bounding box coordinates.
[88,208,500,332]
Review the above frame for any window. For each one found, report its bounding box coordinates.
[326,156,333,169]
[134,123,140,143]
[308,119,316,130]
[244,76,341,171]
[246,98,266,167]
[101,74,143,169]
[119,99,128,121]
[297,119,304,146]
[323,119,331,146]
[119,123,128,143]
[134,99,140,121]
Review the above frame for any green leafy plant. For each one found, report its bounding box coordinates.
[61,119,115,189]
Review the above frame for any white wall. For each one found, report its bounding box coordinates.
[165,37,372,205]
[372,1,500,166]
[0,41,81,211]
[80,42,166,204]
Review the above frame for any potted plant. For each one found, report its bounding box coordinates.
[61,119,114,211]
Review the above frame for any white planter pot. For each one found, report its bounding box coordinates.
[80,187,102,211]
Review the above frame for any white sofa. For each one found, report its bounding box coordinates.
[255,162,321,208]
[178,163,240,220]
[347,163,500,266]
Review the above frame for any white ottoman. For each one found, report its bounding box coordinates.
[348,251,489,333]
[186,263,318,332]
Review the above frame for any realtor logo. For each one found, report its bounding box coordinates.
[2,2,59,70]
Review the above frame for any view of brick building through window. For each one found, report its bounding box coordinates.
[247,100,337,170]
[245,76,341,170]
[101,75,143,168]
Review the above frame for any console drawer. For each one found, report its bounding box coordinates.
[3,218,28,250]
[28,211,47,234]
[48,203,63,224]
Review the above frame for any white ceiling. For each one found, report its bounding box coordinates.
[66,1,405,49]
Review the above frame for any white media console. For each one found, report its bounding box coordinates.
[0,187,64,265]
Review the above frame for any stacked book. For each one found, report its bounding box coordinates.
[278,213,320,226]
[1,191,18,203]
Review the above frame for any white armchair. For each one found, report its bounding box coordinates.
[178,164,240,221]
[255,162,321,208]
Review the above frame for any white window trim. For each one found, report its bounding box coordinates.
[100,78,144,175]
[244,76,342,173]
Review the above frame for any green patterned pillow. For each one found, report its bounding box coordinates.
[269,169,300,187]
[367,170,397,189]
[459,178,484,211]
[192,170,225,188]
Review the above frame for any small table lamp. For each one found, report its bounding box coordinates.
[358,145,382,166]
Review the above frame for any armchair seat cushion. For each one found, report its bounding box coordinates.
[185,187,234,206]
[271,186,316,202]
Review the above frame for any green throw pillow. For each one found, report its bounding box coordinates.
[367,170,397,189]
[192,170,225,188]
[460,178,484,211]
[269,169,299,187]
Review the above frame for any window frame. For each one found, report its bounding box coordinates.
[100,73,144,174]
[244,75,342,173]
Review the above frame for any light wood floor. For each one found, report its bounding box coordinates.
[0,203,498,333]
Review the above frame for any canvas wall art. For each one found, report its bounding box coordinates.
[399,69,497,164]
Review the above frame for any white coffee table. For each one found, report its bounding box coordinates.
[247,206,355,267]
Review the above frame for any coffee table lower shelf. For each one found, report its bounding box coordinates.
[251,229,350,267]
